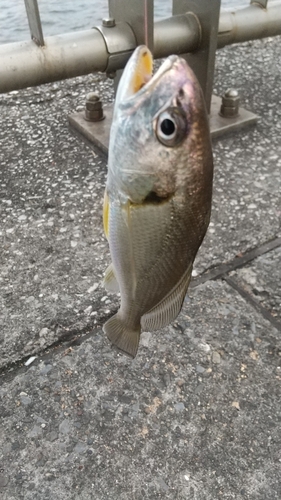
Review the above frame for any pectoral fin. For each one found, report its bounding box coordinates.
[103,263,120,293]
[141,263,193,331]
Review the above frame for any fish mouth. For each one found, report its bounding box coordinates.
[115,45,180,106]
[127,46,154,95]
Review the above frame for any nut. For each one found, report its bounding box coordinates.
[102,18,116,28]
[85,93,105,122]
[220,88,240,118]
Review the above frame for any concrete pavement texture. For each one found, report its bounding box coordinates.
[1,36,281,499]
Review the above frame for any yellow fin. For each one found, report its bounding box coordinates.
[103,263,120,293]
[103,189,109,238]
[141,263,193,332]
[103,314,141,358]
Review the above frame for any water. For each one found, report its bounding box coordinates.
[0,0,246,44]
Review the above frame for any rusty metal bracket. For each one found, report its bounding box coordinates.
[95,21,136,74]
[68,0,257,147]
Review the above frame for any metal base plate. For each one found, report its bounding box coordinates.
[210,95,258,138]
[68,95,258,153]
[69,106,113,155]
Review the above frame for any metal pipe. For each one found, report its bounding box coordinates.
[0,29,107,93]
[0,14,199,94]
[1,2,281,94]
[218,1,281,48]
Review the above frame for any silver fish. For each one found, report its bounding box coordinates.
[103,46,213,357]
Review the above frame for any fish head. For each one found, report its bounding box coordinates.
[107,45,213,206]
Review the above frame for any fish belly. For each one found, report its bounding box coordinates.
[103,194,204,356]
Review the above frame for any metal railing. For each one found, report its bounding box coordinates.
[1,0,280,110]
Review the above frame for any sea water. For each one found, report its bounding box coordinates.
[0,0,247,44]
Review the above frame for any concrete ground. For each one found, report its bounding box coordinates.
[0,35,281,500]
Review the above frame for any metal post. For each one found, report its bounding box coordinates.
[109,0,154,49]
[108,0,154,92]
[24,0,44,46]
[173,0,221,112]
[154,14,200,58]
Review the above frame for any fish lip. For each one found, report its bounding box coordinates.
[147,55,179,87]
[123,54,182,103]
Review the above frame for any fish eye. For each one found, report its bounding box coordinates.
[160,118,175,137]
[156,107,187,147]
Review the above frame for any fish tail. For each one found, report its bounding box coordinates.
[103,314,141,358]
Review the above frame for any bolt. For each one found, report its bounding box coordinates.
[85,93,105,122]
[102,18,116,28]
[225,89,239,98]
[220,88,240,118]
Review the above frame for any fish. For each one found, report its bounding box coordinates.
[102,45,213,357]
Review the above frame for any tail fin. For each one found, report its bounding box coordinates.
[103,314,141,358]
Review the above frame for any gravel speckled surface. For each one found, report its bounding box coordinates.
[1,35,281,500]
[1,281,281,500]
[230,247,281,319]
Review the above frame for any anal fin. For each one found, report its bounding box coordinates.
[103,263,120,293]
[141,263,193,332]
[103,314,141,358]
